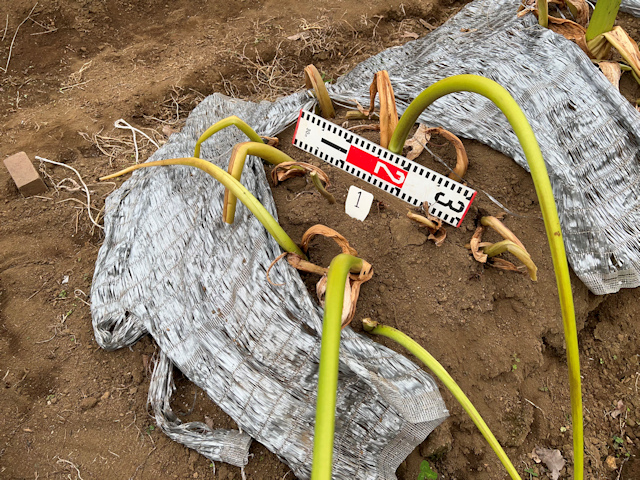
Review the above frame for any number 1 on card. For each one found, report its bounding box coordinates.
[345,186,374,221]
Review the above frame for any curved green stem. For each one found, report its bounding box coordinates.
[585,0,621,41]
[311,254,364,480]
[388,75,582,480]
[223,142,299,224]
[194,115,264,158]
[310,171,336,204]
[538,0,549,28]
[483,239,538,281]
[362,319,522,480]
[100,157,305,258]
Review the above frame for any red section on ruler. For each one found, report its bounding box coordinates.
[292,109,303,145]
[346,146,408,188]
[457,191,477,228]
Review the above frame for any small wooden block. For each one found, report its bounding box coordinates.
[3,152,48,197]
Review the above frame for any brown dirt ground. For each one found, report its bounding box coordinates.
[1,1,639,479]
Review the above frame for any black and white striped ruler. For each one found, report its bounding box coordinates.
[292,109,476,228]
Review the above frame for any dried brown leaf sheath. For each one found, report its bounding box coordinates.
[565,0,590,27]
[300,225,359,256]
[271,161,330,185]
[587,33,612,60]
[403,124,431,161]
[480,216,527,252]
[426,127,469,181]
[483,240,538,281]
[598,61,622,90]
[603,27,640,79]
[489,257,528,274]
[364,71,398,149]
[304,64,335,119]
[470,225,488,263]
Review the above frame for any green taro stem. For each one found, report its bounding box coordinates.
[362,319,522,480]
[586,0,622,41]
[223,142,300,224]
[100,157,305,258]
[311,254,364,480]
[194,115,264,158]
[538,0,549,28]
[388,74,583,480]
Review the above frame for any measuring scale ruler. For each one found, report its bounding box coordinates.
[292,109,476,227]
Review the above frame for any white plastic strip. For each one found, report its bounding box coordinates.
[292,110,476,227]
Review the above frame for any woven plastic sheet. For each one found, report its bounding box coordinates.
[93,0,640,476]
[327,0,640,295]
[620,0,640,17]
[92,91,449,479]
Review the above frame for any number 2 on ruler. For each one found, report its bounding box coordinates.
[374,161,405,184]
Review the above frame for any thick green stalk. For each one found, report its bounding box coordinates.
[310,171,336,204]
[585,0,622,41]
[100,157,304,258]
[193,115,264,158]
[483,239,538,281]
[538,0,549,28]
[388,74,583,480]
[362,319,522,480]
[223,142,298,224]
[311,254,364,480]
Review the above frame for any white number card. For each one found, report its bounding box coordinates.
[345,186,374,221]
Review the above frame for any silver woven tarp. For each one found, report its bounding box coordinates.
[92,0,640,476]
[620,0,640,17]
[327,0,640,295]
[92,91,449,478]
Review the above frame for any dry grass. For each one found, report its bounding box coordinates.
[0,3,37,74]
[78,125,163,167]
[289,16,341,58]
[144,85,205,126]
[60,60,92,92]
[234,42,299,100]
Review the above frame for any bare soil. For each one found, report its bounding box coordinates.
[1,1,639,479]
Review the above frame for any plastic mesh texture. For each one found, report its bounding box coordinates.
[91,91,449,479]
[148,351,253,467]
[92,0,640,476]
[621,0,640,17]
[327,0,640,295]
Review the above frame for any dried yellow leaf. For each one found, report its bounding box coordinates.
[480,216,528,252]
[425,127,469,181]
[598,61,622,90]
[603,26,640,80]
[300,225,359,256]
[547,16,591,58]
[403,124,431,161]
[363,71,398,148]
[565,0,590,27]
[304,64,335,119]
[347,124,380,133]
